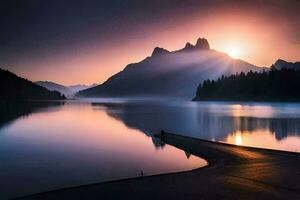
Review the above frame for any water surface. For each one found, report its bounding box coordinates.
[1,98,300,199]
[86,98,300,152]
[0,101,205,199]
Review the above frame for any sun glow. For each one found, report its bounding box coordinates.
[235,133,243,146]
[226,47,241,59]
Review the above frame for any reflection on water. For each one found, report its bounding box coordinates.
[1,99,300,199]
[0,101,64,129]
[0,101,205,199]
[227,130,300,152]
[234,132,243,146]
[92,99,300,152]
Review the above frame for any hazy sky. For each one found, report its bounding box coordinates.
[1,0,300,85]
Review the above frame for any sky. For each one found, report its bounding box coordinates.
[0,0,300,85]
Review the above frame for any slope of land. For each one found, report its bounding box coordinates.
[0,68,65,100]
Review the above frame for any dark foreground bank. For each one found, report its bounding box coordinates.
[17,132,300,200]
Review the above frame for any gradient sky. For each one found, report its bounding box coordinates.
[1,0,300,85]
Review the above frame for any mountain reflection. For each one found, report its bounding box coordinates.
[0,101,64,130]
[92,101,300,151]
[1,100,298,152]
[151,137,166,149]
[0,101,204,199]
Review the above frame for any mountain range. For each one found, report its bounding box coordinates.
[76,38,264,98]
[4,37,299,100]
[0,68,65,100]
[36,81,97,98]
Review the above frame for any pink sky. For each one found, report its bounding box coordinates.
[2,1,300,85]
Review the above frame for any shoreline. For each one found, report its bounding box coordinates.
[17,132,300,200]
[192,97,300,103]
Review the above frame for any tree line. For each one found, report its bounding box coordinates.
[0,68,65,100]
[193,66,300,101]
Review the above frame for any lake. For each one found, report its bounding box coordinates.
[1,98,300,199]
[0,100,205,199]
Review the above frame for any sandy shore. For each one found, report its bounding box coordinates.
[18,132,300,200]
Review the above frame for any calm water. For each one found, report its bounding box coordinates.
[1,99,300,199]
[0,101,205,199]
[88,98,300,152]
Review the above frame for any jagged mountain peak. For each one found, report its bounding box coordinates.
[195,37,210,50]
[184,42,195,50]
[152,37,210,56]
[151,47,169,57]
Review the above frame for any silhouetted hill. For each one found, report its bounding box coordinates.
[193,64,300,101]
[0,68,65,100]
[77,37,262,98]
[36,81,73,98]
[273,59,300,71]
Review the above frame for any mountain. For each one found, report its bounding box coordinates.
[273,59,300,71]
[36,81,73,98]
[193,67,300,101]
[69,84,98,93]
[0,68,65,100]
[77,37,263,98]
[36,82,98,98]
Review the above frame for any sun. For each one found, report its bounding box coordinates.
[227,47,240,59]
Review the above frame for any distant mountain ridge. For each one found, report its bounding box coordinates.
[36,81,73,98]
[36,81,97,98]
[77,37,263,98]
[273,59,300,71]
[0,68,65,100]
